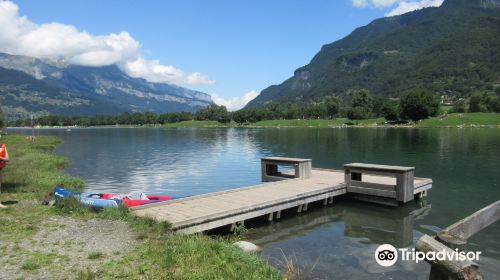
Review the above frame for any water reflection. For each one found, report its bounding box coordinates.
[8,127,500,279]
[248,200,432,279]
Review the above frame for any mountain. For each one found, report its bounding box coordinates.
[246,0,500,108]
[0,53,213,120]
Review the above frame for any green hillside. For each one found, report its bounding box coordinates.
[246,0,500,108]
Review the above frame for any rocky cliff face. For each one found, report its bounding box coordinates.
[246,0,500,108]
[0,53,213,120]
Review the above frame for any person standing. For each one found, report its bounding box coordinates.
[0,143,10,208]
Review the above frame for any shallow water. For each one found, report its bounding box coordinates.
[9,127,500,279]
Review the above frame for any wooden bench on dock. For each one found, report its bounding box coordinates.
[261,157,312,182]
[344,163,419,204]
[133,157,432,234]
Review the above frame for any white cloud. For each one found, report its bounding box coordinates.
[0,1,214,85]
[372,0,398,7]
[352,0,369,8]
[211,90,259,111]
[187,72,216,85]
[351,0,443,16]
[386,0,444,16]
[124,57,214,85]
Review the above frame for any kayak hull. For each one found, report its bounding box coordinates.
[100,193,172,207]
[54,186,172,208]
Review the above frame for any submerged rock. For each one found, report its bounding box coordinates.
[233,241,259,253]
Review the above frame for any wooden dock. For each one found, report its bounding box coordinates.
[133,158,432,234]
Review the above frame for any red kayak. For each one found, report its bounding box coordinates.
[100,193,172,207]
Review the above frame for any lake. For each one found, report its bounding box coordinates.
[9,127,500,279]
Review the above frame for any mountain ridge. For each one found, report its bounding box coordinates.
[246,0,500,108]
[0,53,213,120]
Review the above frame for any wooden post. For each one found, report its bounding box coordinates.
[300,161,312,179]
[436,232,468,252]
[297,204,303,213]
[303,203,308,211]
[276,210,281,219]
[396,170,414,203]
[416,200,500,280]
[294,164,300,178]
[416,235,481,280]
[344,168,351,188]
[443,200,500,240]
[268,212,274,222]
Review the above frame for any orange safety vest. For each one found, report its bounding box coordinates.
[0,144,8,169]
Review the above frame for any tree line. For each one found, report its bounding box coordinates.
[233,88,444,123]
[7,88,499,127]
[0,108,4,129]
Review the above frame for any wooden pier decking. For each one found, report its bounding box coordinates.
[133,161,432,234]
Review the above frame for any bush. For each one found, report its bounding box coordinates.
[347,106,368,120]
[400,88,440,122]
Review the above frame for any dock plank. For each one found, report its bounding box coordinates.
[133,169,432,234]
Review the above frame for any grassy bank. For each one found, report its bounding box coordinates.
[159,113,499,128]
[418,113,500,127]
[0,135,281,279]
[162,120,227,128]
[252,118,384,127]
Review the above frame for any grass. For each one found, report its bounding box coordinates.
[162,120,227,128]
[76,269,96,280]
[159,113,499,128]
[101,234,280,279]
[161,118,384,128]
[88,252,104,260]
[252,118,384,127]
[1,135,85,196]
[0,134,282,279]
[21,252,58,271]
[418,112,500,127]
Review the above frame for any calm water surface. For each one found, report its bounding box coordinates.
[9,127,500,279]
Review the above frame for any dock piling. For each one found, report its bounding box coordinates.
[133,157,432,234]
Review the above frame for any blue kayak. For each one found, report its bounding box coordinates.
[54,186,120,208]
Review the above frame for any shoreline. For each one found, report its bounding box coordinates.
[0,135,282,279]
[7,113,500,129]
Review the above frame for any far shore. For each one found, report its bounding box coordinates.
[7,113,500,130]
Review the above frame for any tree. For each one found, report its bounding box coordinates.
[468,91,500,113]
[468,93,484,112]
[232,110,248,124]
[325,97,341,119]
[118,112,132,124]
[351,90,373,109]
[265,103,283,120]
[451,101,466,113]
[346,106,367,120]
[284,103,300,119]
[196,104,230,123]
[144,111,158,124]
[381,100,400,122]
[216,106,231,123]
[347,90,373,120]
[400,88,440,122]
[490,95,500,113]
[0,108,4,128]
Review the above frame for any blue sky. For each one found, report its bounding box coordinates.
[2,0,443,110]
